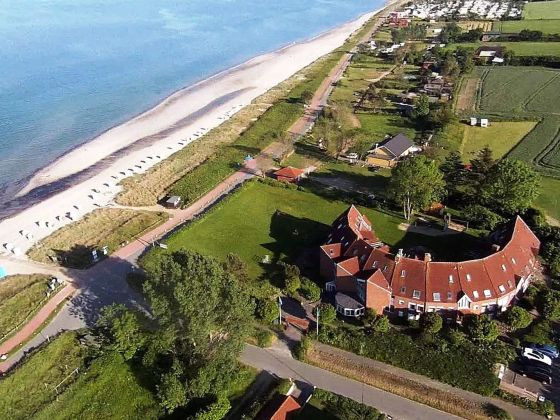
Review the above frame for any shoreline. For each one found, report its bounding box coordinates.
[12,8,379,202]
[0,5,384,258]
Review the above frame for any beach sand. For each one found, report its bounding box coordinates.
[0,9,378,257]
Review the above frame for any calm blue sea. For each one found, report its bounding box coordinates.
[0,0,380,199]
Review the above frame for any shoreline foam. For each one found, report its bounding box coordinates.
[0,8,380,257]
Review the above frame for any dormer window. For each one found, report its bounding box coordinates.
[433,292,441,302]
[483,289,491,298]
[327,238,332,244]
[338,224,343,229]
[466,274,472,281]
[448,275,454,283]
[473,290,479,299]
[401,270,406,278]
[501,264,506,272]
[507,280,513,288]
[383,265,388,272]
[372,261,378,268]
[511,257,516,265]
[498,285,506,293]
[413,290,421,299]
[400,286,406,294]
[447,292,452,301]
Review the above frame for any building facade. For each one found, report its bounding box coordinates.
[320,206,541,320]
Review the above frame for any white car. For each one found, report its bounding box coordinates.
[522,348,552,366]
[346,153,359,160]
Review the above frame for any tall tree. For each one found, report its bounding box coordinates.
[388,155,445,220]
[469,146,495,186]
[413,94,431,120]
[440,151,466,197]
[442,55,460,78]
[481,159,540,215]
[139,250,254,412]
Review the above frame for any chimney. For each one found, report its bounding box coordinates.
[424,253,432,262]
[491,244,501,253]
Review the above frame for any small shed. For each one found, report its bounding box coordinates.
[164,195,182,209]
[470,117,477,126]
[480,118,489,128]
[273,166,306,183]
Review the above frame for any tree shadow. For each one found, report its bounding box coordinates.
[230,144,261,156]
[50,244,99,269]
[311,168,390,196]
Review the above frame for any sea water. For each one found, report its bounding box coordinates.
[0,0,381,202]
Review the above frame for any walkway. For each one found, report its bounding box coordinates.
[240,344,459,420]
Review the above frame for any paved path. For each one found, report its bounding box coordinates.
[240,344,459,420]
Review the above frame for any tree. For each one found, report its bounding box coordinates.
[388,155,445,220]
[539,290,560,320]
[141,250,254,412]
[299,277,321,301]
[413,94,431,120]
[256,298,279,323]
[193,394,231,420]
[503,306,532,330]
[442,56,460,78]
[223,253,249,283]
[315,303,336,324]
[481,159,540,215]
[282,263,301,296]
[420,312,443,335]
[463,204,504,230]
[371,315,390,333]
[464,314,500,344]
[363,308,377,326]
[440,151,467,197]
[97,304,147,360]
[470,146,495,185]
[300,89,314,104]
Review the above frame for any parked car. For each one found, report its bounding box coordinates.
[528,344,559,359]
[516,362,553,385]
[522,348,553,366]
[346,153,359,160]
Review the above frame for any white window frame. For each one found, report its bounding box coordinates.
[413,289,421,299]
[473,290,479,299]
[433,292,441,302]
[483,289,491,298]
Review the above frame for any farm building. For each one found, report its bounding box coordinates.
[365,133,419,168]
[320,206,542,320]
[474,46,505,64]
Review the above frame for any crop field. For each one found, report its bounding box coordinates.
[523,0,560,19]
[451,41,560,56]
[458,20,493,31]
[493,19,560,34]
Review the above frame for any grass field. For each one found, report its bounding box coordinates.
[535,176,560,221]
[493,19,560,34]
[0,332,87,419]
[27,208,169,268]
[0,274,52,341]
[460,121,537,161]
[523,0,560,19]
[148,181,485,278]
[449,41,560,56]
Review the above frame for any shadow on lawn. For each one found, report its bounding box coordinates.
[311,168,390,194]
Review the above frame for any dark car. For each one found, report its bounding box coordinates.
[529,343,559,359]
[516,362,552,385]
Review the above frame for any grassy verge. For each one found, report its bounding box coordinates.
[27,208,168,268]
[306,344,493,420]
[0,332,87,419]
[0,274,52,342]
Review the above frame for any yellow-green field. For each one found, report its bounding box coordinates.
[523,0,560,19]
[493,19,560,34]
[460,121,538,161]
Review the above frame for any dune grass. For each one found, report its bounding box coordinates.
[0,274,52,341]
[27,208,168,268]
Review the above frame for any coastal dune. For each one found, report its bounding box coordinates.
[1,10,377,257]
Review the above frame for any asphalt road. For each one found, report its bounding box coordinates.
[240,344,459,420]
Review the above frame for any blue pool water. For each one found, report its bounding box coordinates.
[0,0,380,201]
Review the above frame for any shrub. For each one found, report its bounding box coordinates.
[463,204,504,230]
[420,312,443,334]
[256,299,279,324]
[371,315,390,333]
[362,308,377,326]
[299,277,321,301]
[315,303,337,325]
[523,320,554,345]
[502,306,532,330]
[539,289,560,320]
[464,314,500,344]
[277,378,293,395]
[293,336,311,360]
[254,329,275,348]
[484,403,512,420]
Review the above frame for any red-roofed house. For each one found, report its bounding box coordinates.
[273,166,306,183]
[257,395,301,420]
[320,207,541,320]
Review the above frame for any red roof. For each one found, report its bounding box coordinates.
[391,257,426,301]
[261,395,301,420]
[425,262,462,303]
[274,166,305,180]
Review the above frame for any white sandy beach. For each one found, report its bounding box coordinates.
[0,9,378,258]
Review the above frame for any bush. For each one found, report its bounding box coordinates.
[293,336,311,360]
[464,314,500,344]
[299,277,321,301]
[256,299,279,324]
[254,329,275,348]
[420,312,443,334]
[484,403,512,420]
[502,306,532,330]
[371,315,390,333]
[315,303,337,324]
[463,204,504,230]
[523,320,555,345]
[539,289,560,320]
[277,378,293,395]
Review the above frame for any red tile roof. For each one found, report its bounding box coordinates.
[425,262,461,303]
[257,395,301,420]
[392,257,427,301]
[274,166,305,180]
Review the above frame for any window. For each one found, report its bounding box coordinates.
[433,292,441,302]
[398,310,404,317]
[341,236,345,241]
[344,242,349,247]
[398,300,404,305]
[428,307,435,312]
[409,302,416,310]
[507,280,513,288]
[401,270,406,277]
[466,273,472,281]
[372,260,378,268]
[473,290,479,299]
[511,257,517,265]
[353,249,358,256]
[400,286,406,293]
[344,308,352,316]
[360,254,367,263]
[447,291,453,301]
[498,285,506,293]
[413,289,421,299]
[501,264,506,272]
[448,275,454,283]
[483,289,491,298]
[383,265,388,272]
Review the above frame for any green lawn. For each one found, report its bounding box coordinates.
[35,352,161,420]
[535,176,560,221]
[148,181,485,278]
[460,121,537,161]
[448,41,560,56]
[355,114,417,154]
[523,0,560,19]
[0,274,52,341]
[493,19,560,34]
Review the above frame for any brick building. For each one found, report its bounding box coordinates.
[320,206,541,320]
